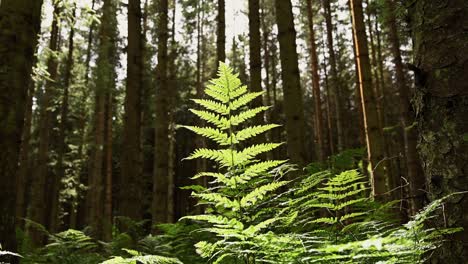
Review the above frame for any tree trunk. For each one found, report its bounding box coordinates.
[322,0,344,152]
[0,0,43,257]
[248,0,265,140]
[152,0,170,225]
[50,4,76,233]
[306,0,325,161]
[103,92,113,240]
[384,0,423,215]
[88,0,118,239]
[409,1,468,261]
[120,0,143,221]
[27,2,60,246]
[350,0,389,199]
[274,0,307,166]
[216,0,225,66]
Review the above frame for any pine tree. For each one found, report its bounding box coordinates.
[349,0,389,199]
[274,0,307,166]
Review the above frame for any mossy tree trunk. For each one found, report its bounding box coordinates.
[409,0,468,261]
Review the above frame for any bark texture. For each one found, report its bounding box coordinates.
[274,0,307,166]
[0,0,43,257]
[249,0,264,127]
[409,0,468,261]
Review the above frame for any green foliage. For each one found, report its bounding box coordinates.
[101,249,182,264]
[181,64,459,263]
[182,63,290,263]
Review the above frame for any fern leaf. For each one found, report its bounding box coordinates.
[230,106,270,126]
[192,99,229,115]
[182,126,230,145]
[229,91,264,111]
[240,181,289,208]
[189,109,229,130]
[234,124,280,142]
[237,143,283,164]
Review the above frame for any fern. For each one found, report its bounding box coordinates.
[182,63,291,263]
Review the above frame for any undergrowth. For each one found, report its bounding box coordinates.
[11,63,461,264]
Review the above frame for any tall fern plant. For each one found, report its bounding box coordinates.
[182,63,294,263]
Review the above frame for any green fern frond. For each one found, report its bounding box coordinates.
[240,181,289,208]
[192,99,229,115]
[235,124,280,142]
[229,91,264,111]
[230,106,270,126]
[181,126,230,145]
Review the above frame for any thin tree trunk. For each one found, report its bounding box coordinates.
[28,2,61,246]
[103,92,113,240]
[0,0,43,256]
[322,0,344,152]
[306,0,325,161]
[249,0,264,127]
[350,0,389,199]
[384,0,423,215]
[216,0,225,66]
[51,4,77,233]
[274,0,307,167]
[152,0,170,225]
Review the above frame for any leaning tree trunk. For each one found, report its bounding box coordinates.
[409,0,468,261]
[274,0,307,167]
[0,0,43,258]
[349,0,389,199]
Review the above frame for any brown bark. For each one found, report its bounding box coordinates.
[216,0,225,66]
[322,0,344,152]
[350,0,389,199]
[27,2,61,246]
[249,0,264,115]
[120,0,143,221]
[0,0,43,257]
[274,0,307,166]
[88,0,118,239]
[306,0,325,162]
[152,0,170,225]
[409,1,468,261]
